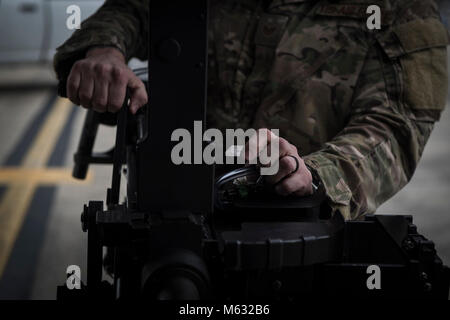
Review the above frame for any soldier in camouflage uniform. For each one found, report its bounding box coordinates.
[54,0,449,220]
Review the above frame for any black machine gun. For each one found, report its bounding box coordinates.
[57,0,450,300]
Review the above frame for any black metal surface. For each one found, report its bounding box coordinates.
[72,110,118,180]
[220,214,344,270]
[72,111,99,179]
[137,0,213,213]
[85,201,103,296]
[107,101,128,207]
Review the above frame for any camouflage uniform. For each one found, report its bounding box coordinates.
[54,0,449,220]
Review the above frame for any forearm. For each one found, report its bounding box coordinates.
[304,20,448,220]
[304,110,435,220]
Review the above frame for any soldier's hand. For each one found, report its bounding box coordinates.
[245,129,313,197]
[66,46,148,114]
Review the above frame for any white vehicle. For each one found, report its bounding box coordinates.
[0,0,104,63]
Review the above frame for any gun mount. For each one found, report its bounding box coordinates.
[57,0,450,300]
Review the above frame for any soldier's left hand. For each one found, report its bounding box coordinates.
[245,129,313,197]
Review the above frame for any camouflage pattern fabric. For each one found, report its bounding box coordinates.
[54,0,449,220]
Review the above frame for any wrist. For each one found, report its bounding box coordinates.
[305,164,321,193]
[86,46,125,62]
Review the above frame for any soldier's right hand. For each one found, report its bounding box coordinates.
[66,46,148,114]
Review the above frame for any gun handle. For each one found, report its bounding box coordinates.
[72,110,100,179]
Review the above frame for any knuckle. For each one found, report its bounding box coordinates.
[79,60,93,71]
[79,92,91,102]
[93,98,107,108]
[72,61,82,71]
[279,138,290,150]
[94,63,111,76]
[279,157,291,171]
[67,81,78,92]
[284,157,296,173]
[109,107,120,113]
[110,101,122,111]
[290,144,298,154]
[112,66,126,79]
[108,103,122,112]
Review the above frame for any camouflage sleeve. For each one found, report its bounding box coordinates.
[53,0,149,83]
[303,2,449,220]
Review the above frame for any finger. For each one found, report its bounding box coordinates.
[293,183,313,197]
[245,129,277,164]
[92,78,109,113]
[66,67,81,105]
[293,164,314,196]
[107,78,127,113]
[278,137,297,158]
[275,174,307,196]
[258,136,297,172]
[257,138,298,180]
[265,156,298,185]
[78,70,95,109]
[128,75,148,114]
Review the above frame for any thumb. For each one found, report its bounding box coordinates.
[128,76,148,114]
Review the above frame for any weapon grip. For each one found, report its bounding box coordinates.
[58,79,68,98]
[72,110,100,179]
[107,91,130,207]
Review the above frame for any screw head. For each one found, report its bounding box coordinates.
[272,280,282,292]
[157,38,181,63]
[423,282,433,292]
[420,272,429,281]
[403,238,415,251]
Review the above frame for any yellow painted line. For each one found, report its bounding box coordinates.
[23,98,74,168]
[0,168,93,185]
[0,97,79,277]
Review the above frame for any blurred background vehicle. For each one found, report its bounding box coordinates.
[0,0,145,88]
[0,0,103,63]
[0,0,104,89]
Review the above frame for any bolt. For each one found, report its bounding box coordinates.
[423,282,432,292]
[403,238,415,251]
[272,280,282,292]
